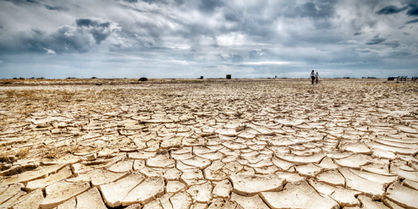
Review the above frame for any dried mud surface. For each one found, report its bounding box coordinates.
[0,79,417,209]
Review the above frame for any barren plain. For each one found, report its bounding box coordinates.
[0,79,417,209]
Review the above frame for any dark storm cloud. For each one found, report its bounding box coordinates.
[1,18,119,54]
[406,18,418,24]
[366,35,386,45]
[76,18,114,44]
[45,5,66,11]
[384,41,401,48]
[0,0,417,78]
[376,5,407,15]
[407,4,418,16]
[4,0,40,5]
[20,27,92,53]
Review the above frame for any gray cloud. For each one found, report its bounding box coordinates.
[1,18,119,54]
[199,0,223,12]
[0,0,417,78]
[376,5,407,15]
[406,18,418,24]
[366,35,386,45]
[407,4,418,16]
[76,18,115,44]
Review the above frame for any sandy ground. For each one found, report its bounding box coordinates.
[0,79,417,209]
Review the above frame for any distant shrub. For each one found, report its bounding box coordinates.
[387,77,396,81]
[139,77,148,81]
[91,77,97,79]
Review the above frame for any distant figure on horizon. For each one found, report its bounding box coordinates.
[315,72,319,84]
[310,70,315,85]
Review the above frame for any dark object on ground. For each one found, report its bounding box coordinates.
[412,76,417,81]
[399,76,407,81]
[362,77,376,79]
[388,77,396,81]
[226,74,231,79]
[139,77,148,81]
[199,76,204,79]
[343,77,350,79]
[95,83,102,86]
[91,77,97,79]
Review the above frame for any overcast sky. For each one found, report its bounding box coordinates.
[0,0,417,78]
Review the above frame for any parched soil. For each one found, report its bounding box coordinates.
[0,79,417,208]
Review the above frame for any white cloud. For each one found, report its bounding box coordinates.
[43,48,56,55]
[216,32,247,47]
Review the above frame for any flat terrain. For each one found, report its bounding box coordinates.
[0,79,417,208]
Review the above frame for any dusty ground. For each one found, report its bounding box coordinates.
[0,79,417,209]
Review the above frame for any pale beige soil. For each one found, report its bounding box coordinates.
[0,79,417,208]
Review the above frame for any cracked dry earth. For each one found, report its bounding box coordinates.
[0,79,417,209]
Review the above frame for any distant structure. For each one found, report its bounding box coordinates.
[138,77,148,81]
[199,76,204,79]
[226,74,231,79]
[387,76,412,82]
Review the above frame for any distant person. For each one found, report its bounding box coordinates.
[315,72,319,84]
[310,70,315,85]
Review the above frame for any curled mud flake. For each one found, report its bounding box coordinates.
[180,156,211,169]
[260,181,338,209]
[229,174,285,195]
[0,164,65,186]
[122,177,165,206]
[357,195,390,209]
[98,174,145,207]
[295,163,323,177]
[231,192,270,209]
[13,189,44,209]
[169,191,192,209]
[146,154,175,168]
[26,166,72,191]
[316,169,345,186]
[330,188,361,207]
[341,142,371,154]
[386,181,418,209]
[338,168,385,198]
[40,181,90,209]
[75,187,107,209]
[0,183,24,205]
[334,154,372,168]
